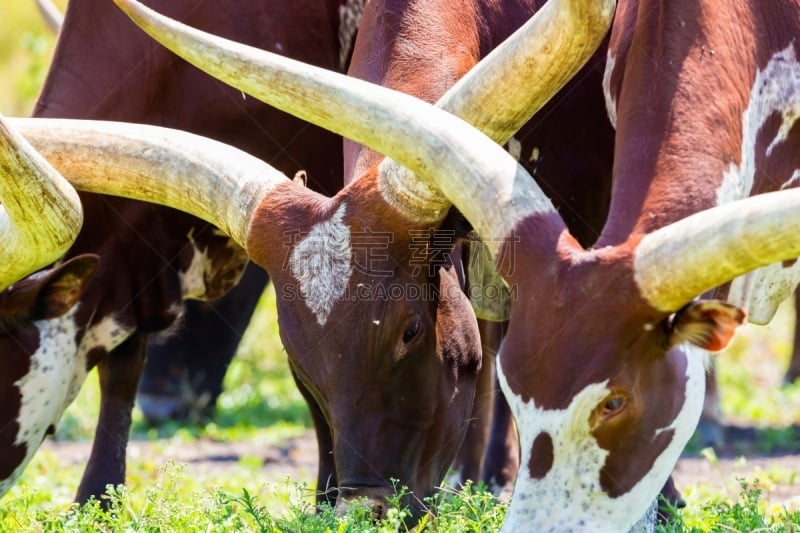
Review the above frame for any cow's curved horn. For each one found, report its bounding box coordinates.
[10,118,289,251]
[35,0,64,33]
[112,0,564,248]
[440,0,615,143]
[378,0,615,222]
[0,114,82,291]
[634,188,800,313]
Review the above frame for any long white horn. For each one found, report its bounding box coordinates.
[10,118,289,251]
[112,0,563,256]
[0,114,82,291]
[440,0,616,143]
[634,188,800,312]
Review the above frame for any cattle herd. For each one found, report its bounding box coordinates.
[1,0,800,531]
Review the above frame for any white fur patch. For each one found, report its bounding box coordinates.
[179,242,209,299]
[717,44,800,323]
[602,50,618,130]
[0,311,134,497]
[0,309,82,496]
[496,345,707,532]
[781,169,800,190]
[289,203,352,326]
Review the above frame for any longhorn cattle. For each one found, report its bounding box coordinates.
[115,0,800,530]
[345,0,617,495]
[0,0,501,514]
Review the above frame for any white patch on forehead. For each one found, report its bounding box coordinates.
[717,44,800,322]
[602,50,618,130]
[0,309,81,496]
[496,346,707,532]
[290,203,353,326]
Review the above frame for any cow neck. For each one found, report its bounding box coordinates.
[343,0,483,182]
[597,0,759,247]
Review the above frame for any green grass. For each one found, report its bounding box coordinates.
[3,2,800,531]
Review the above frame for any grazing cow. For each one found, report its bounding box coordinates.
[117,0,800,530]
[14,0,614,521]
[0,0,355,504]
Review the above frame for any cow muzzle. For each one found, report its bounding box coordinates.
[334,485,395,519]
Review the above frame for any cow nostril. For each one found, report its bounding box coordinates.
[335,495,390,520]
[372,500,386,519]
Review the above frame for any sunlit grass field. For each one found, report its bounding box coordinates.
[2,2,800,531]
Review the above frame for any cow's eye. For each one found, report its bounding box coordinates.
[601,395,627,417]
[402,320,421,344]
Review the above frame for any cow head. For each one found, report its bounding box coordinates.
[266,198,481,512]
[11,116,482,516]
[491,224,749,529]
[0,254,98,496]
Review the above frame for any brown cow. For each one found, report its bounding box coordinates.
[116,0,800,530]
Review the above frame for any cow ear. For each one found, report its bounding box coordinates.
[668,300,747,352]
[4,254,100,321]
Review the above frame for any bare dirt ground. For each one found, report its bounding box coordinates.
[41,426,800,512]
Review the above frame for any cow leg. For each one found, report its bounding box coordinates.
[475,320,519,495]
[76,332,147,505]
[698,363,724,447]
[785,289,800,384]
[451,327,495,485]
[138,264,268,422]
[291,367,337,508]
[481,378,519,494]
